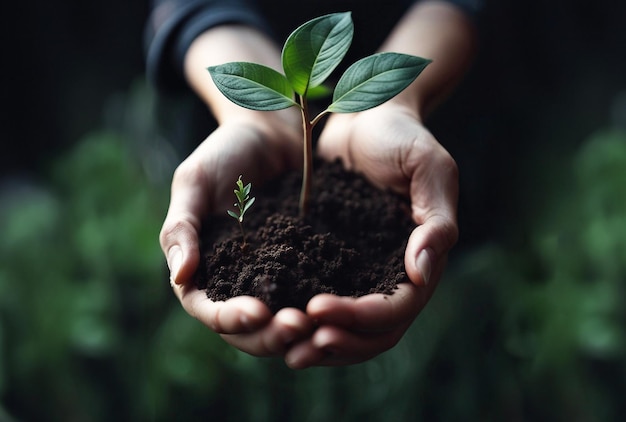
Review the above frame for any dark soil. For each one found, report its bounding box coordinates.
[194,159,415,314]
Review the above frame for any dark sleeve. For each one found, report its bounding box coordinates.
[417,0,485,20]
[144,0,271,92]
[145,0,484,93]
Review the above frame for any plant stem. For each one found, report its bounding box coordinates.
[299,94,313,217]
[238,220,246,247]
[310,110,329,128]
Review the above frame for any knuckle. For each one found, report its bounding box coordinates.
[441,217,460,248]
[159,219,194,249]
[440,153,459,179]
[172,160,206,187]
[209,303,224,332]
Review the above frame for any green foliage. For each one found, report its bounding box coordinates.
[208,12,430,115]
[435,128,626,420]
[282,12,353,96]
[227,175,256,223]
[0,131,168,420]
[227,175,256,245]
[208,12,430,215]
[329,52,431,113]
[208,62,297,111]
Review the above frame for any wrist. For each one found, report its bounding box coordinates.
[378,94,425,123]
[376,1,477,119]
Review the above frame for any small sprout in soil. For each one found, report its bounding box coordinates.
[227,175,256,246]
[208,12,431,216]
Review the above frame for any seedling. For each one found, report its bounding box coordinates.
[227,175,256,246]
[209,12,431,215]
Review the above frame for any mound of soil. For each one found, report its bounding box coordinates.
[194,159,415,314]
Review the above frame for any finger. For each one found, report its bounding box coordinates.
[159,161,210,285]
[173,281,272,334]
[306,282,422,331]
[284,339,327,369]
[405,149,459,287]
[221,307,315,357]
[404,213,457,288]
[286,323,410,368]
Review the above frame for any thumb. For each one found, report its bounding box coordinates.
[161,220,200,286]
[404,213,458,288]
[159,167,209,285]
[403,140,459,287]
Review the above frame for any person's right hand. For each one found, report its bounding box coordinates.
[159,117,317,359]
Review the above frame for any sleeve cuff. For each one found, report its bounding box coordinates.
[145,0,271,92]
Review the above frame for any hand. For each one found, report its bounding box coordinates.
[284,102,459,368]
[160,119,317,359]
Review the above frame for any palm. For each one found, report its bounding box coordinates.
[319,106,423,195]
[318,104,458,229]
[189,122,301,213]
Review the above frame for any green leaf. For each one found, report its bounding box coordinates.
[282,12,353,96]
[243,197,256,214]
[327,53,431,113]
[234,190,244,204]
[208,62,297,111]
[243,183,252,197]
[227,210,239,220]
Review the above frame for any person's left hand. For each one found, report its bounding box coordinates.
[284,101,459,368]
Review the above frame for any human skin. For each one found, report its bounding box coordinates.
[159,0,476,368]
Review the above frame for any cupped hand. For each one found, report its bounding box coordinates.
[159,118,316,358]
[284,102,459,368]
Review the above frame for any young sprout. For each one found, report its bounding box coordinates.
[227,175,256,246]
[208,12,431,216]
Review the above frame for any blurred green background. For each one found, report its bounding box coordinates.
[2,1,625,421]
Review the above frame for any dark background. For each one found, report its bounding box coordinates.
[4,0,626,243]
[2,1,149,176]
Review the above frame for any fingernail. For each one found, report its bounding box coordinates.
[168,246,183,284]
[416,248,432,285]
